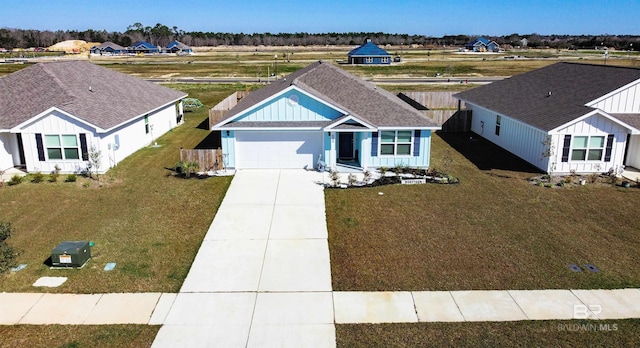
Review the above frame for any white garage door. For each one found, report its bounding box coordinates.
[235,131,323,169]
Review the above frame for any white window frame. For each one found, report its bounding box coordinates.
[382,57,389,63]
[379,130,413,156]
[570,135,605,161]
[45,134,80,160]
[365,57,373,63]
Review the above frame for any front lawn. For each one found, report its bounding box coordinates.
[327,132,640,291]
[0,84,244,293]
[0,325,158,348]
[337,320,640,347]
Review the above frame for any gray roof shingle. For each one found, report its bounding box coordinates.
[217,61,438,129]
[0,61,186,131]
[454,62,640,131]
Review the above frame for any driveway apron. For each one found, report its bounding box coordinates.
[152,169,335,348]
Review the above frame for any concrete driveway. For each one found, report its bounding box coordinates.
[152,169,335,348]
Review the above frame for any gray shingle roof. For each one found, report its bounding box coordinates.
[454,62,640,131]
[0,61,186,131]
[217,61,438,129]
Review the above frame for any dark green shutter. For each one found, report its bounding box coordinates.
[371,132,378,156]
[79,133,88,161]
[35,134,45,161]
[604,134,614,162]
[413,130,421,156]
[561,135,571,162]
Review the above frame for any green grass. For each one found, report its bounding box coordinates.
[337,320,640,347]
[0,325,158,348]
[326,133,640,291]
[0,84,240,293]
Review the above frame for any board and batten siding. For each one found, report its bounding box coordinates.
[626,135,640,169]
[220,130,236,168]
[467,104,550,172]
[234,90,342,122]
[587,80,640,113]
[0,133,17,170]
[363,130,432,168]
[553,113,629,174]
[17,103,180,174]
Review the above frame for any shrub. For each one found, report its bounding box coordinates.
[49,165,61,183]
[7,175,22,186]
[31,171,44,183]
[0,222,17,275]
[65,174,77,182]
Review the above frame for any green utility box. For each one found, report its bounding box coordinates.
[51,241,91,268]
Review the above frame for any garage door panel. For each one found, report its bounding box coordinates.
[235,131,322,169]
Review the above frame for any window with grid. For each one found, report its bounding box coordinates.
[571,136,605,161]
[365,57,373,63]
[45,135,80,160]
[380,130,412,156]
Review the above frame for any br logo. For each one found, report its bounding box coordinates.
[573,304,602,319]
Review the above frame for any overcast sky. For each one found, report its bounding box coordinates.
[3,0,638,36]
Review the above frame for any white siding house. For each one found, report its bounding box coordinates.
[0,61,186,174]
[455,62,640,174]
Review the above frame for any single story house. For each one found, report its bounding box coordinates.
[465,37,499,52]
[454,62,640,174]
[90,41,127,55]
[166,41,192,54]
[129,41,160,54]
[0,61,186,174]
[211,61,440,170]
[347,39,392,65]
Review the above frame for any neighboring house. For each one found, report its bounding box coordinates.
[129,41,160,54]
[454,62,640,174]
[211,61,440,170]
[465,37,500,52]
[166,41,193,54]
[0,61,186,174]
[90,41,127,55]
[347,39,392,65]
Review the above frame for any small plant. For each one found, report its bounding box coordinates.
[587,173,598,184]
[378,166,389,175]
[363,169,372,183]
[329,169,341,186]
[347,173,357,186]
[82,182,90,188]
[65,174,78,182]
[176,160,199,178]
[86,144,102,181]
[7,175,22,186]
[569,169,577,177]
[49,165,60,182]
[31,171,44,183]
[537,181,544,187]
[565,176,573,184]
[0,222,17,275]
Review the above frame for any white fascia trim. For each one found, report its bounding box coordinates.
[324,115,376,130]
[548,109,639,134]
[10,107,102,133]
[102,95,186,133]
[585,78,640,107]
[211,86,349,129]
[223,127,323,131]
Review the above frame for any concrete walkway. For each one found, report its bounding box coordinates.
[1,169,640,346]
[152,169,334,347]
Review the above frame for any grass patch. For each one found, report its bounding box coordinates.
[327,132,640,291]
[0,84,237,293]
[0,325,158,348]
[337,320,640,347]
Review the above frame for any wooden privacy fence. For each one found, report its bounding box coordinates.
[208,91,250,129]
[398,92,471,132]
[180,148,224,171]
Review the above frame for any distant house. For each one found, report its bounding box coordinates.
[347,39,392,65]
[90,41,127,55]
[211,61,439,169]
[129,41,160,54]
[0,61,186,174]
[454,62,640,174]
[465,37,500,52]
[166,41,192,54]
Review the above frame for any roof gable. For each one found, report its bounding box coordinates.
[454,62,640,131]
[0,61,186,131]
[215,61,438,130]
[348,41,391,57]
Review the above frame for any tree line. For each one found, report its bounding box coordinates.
[0,23,638,50]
